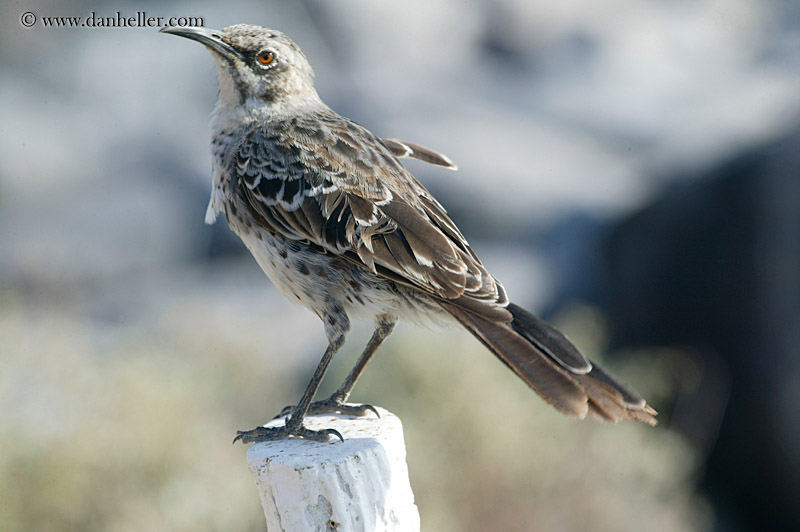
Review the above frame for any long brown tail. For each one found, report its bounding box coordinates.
[440,301,657,425]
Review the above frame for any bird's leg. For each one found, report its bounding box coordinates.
[234,308,349,444]
[325,317,396,408]
[277,315,396,419]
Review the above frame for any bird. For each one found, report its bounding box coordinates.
[160,24,657,443]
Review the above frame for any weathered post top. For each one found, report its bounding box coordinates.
[246,408,420,532]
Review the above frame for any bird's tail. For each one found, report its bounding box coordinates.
[440,301,657,425]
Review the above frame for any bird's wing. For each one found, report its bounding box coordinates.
[234,114,598,378]
[381,138,458,170]
[231,115,503,311]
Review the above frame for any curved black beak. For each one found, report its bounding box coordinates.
[160,26,242,60]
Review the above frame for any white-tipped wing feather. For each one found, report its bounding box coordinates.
[230,110,504,307]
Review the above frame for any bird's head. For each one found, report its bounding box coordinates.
[161,24,320,113]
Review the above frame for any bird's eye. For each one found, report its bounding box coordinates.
[256,51,276,67]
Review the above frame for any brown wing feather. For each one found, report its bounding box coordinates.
[382,138,458,170]
[232,112,505,307]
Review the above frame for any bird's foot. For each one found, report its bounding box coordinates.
[233,421,343,444]
[274,396,380,420]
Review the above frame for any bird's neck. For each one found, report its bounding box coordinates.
[210,91,328,137]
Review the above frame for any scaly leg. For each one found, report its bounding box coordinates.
[234,307,351,443]
[276,315,396,419]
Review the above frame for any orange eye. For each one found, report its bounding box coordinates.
[257,51,275,66]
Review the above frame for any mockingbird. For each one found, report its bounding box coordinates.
[161,24,657,443]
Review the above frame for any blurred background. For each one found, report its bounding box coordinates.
[2,1,799,531]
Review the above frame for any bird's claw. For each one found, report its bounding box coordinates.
[233,423,343,444]
[274,398,380,420]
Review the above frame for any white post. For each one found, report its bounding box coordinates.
[245,407,420,532]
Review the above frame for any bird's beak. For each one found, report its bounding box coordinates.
[160,26,243,61]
